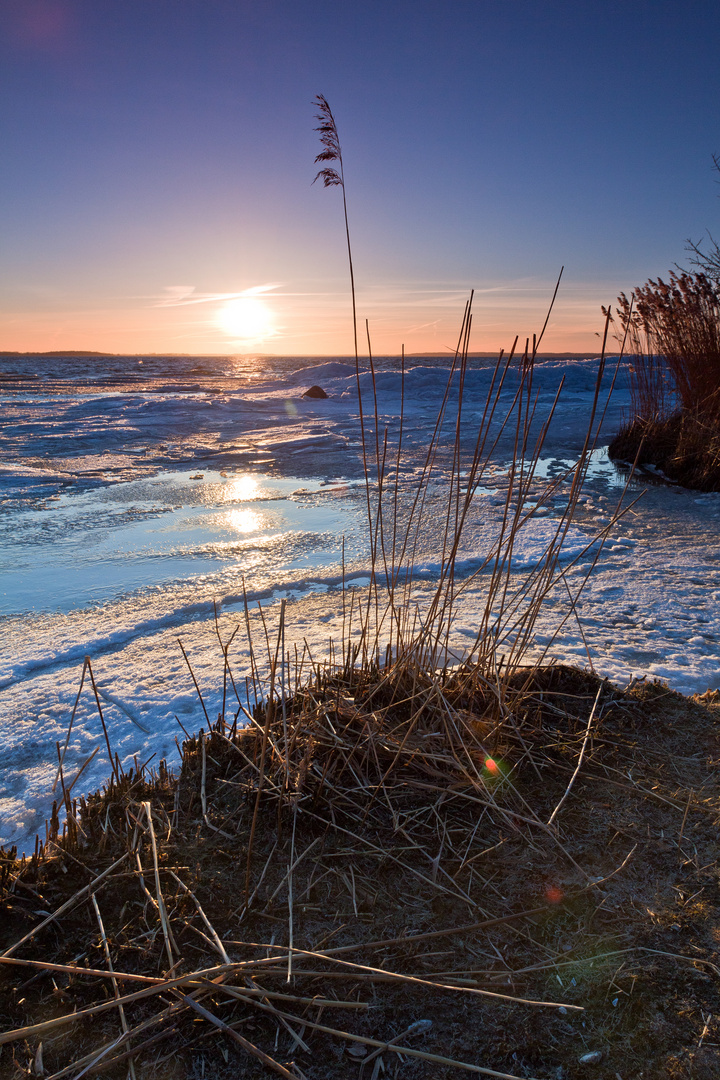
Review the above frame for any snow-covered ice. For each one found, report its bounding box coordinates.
[1,352,719,853]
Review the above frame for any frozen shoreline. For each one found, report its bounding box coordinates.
[2,353,720,853]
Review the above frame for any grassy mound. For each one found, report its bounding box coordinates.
[2,661,720,1080]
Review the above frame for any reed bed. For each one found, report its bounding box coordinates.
[609,273,720,489]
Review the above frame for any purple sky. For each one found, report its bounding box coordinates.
[1,0,719,355]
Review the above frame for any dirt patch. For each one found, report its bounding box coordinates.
[2,664,720,1080]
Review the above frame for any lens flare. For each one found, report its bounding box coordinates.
[546,885,564,904]
[482,757,507,782]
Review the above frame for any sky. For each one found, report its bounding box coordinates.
[1,0,719,357]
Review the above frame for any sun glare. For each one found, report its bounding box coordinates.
[226,509,263,534]
[216,297,275,341]
[224,474,259,502]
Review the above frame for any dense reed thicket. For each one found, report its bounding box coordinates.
[609,181,720,489]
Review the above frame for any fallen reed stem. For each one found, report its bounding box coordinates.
[142,800,175,972]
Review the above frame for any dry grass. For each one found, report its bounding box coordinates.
[2,665,720,1079]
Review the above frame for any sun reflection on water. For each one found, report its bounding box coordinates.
[225,474,259,502]
[226,508,263,534]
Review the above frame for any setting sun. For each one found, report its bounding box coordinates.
[215,297,275,341]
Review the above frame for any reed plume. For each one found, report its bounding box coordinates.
[313,93,377,583]
[312,94,358,362]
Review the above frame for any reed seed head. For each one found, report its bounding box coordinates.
[312,93,344,188]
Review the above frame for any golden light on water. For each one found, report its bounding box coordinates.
[221,474,264,532]
[225,474,259,501]
[226,508,262,534]
[216,296,275,341]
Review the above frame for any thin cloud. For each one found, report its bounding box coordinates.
[402,320,442,333]
[152,283,282,307]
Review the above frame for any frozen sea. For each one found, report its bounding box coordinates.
[2,351,720,853]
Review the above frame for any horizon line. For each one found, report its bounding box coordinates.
[1,349,609,360]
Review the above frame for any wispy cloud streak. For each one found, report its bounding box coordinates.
[152,283,282,307]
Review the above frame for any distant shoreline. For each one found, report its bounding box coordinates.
[0,350,602,360]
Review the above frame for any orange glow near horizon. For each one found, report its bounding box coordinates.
[0,284,615,356]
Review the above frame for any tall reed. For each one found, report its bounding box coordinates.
[343,300,630,700]
[312,94,358,363]
[310,94,628,696]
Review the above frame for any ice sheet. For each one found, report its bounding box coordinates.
[2,352,719,853]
